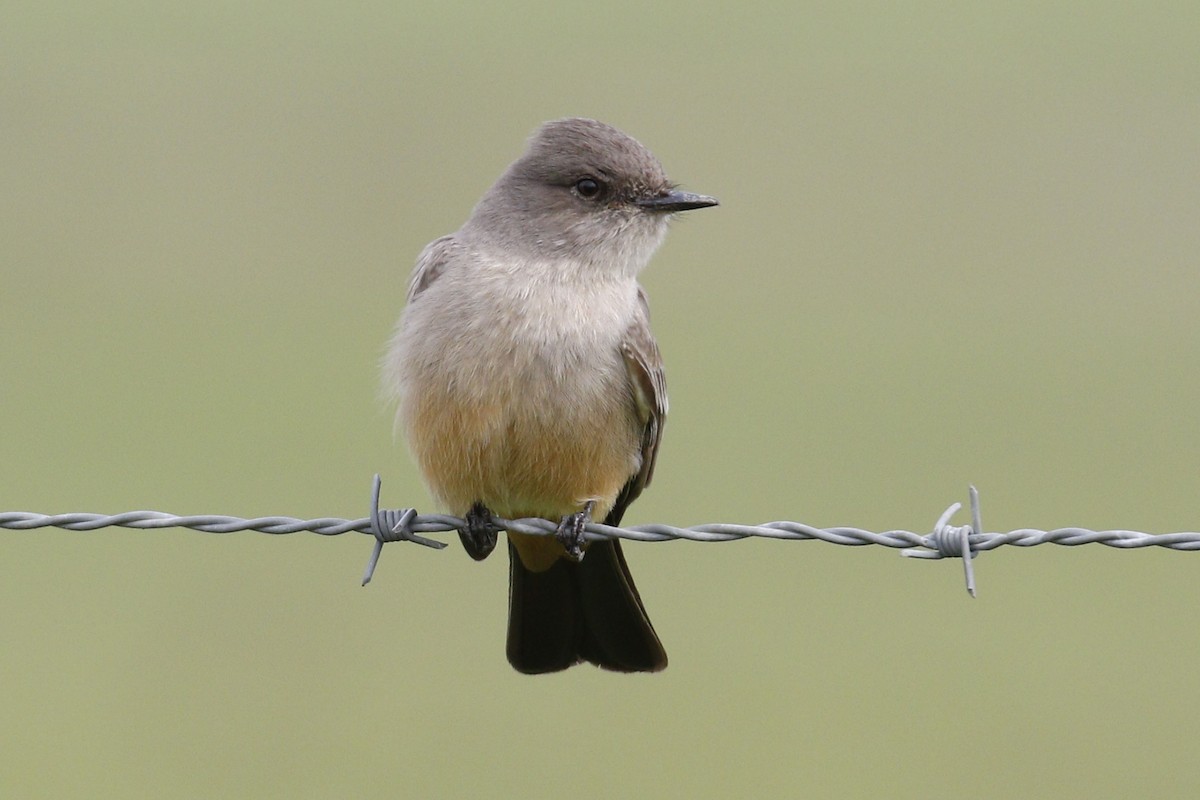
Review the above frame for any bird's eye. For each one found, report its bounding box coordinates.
[574,177,602,199]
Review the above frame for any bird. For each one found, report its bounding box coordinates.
[383,117,717,673]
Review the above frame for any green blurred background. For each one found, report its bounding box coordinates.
[4,2,1199,797]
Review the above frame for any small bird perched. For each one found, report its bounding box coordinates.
[383,118,717,673]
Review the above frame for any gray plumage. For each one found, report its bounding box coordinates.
[384,118,716,673]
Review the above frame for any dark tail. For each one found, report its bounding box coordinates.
[506,537,667,674]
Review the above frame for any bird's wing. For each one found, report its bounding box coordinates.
[406,234,457,303]
[608,286,669,526]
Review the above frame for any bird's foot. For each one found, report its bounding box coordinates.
[458,501,499,561]
[555,501,595,562]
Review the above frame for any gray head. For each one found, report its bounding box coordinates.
[464,118,717,275]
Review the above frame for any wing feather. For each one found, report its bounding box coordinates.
[406,234,457,303]
[608,286,668,526]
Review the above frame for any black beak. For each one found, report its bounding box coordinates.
[635,189,719,213]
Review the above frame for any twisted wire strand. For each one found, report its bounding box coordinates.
[8,479,1194,594]
[3,510,1198,550]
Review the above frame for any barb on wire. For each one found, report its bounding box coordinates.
[361,474,442,586]
[901,485,982,597]
[3,477,1199,596]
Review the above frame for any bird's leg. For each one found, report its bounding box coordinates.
[459,501,499,561]
[555,500,595,562]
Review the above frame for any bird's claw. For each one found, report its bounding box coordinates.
[555,501,594,562]
[459,501,499,561]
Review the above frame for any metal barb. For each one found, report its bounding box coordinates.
[361,474,445,587]
[967,484,982,597]
[899,487,982,597]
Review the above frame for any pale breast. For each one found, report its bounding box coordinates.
[391,257,644,519]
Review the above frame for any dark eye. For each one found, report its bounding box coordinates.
[574,177,602,199]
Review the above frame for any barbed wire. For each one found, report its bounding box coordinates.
[3,477,1197,596]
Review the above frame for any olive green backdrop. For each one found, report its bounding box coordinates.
[4,2,1199,797]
